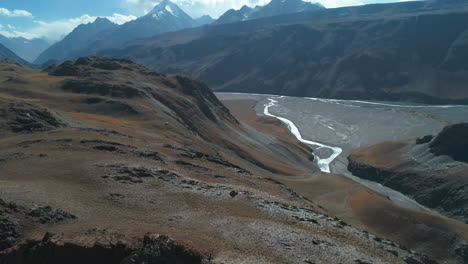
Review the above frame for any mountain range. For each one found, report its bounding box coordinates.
[214,0,324,24]
[34,18,119,66]
[0,35,50,63]
[100,0,468,104]
[34,0,328,66]
[34,0,200,65]
[0,44,29,65]
[4,0,468,105]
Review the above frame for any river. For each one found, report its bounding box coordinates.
[217,92,468,210]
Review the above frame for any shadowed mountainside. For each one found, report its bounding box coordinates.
[0,46,29,66]
[0,35,50,63]
[101,1,468,104]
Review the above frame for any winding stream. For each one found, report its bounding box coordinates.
[218,92,468,210]
[264,97,343,173]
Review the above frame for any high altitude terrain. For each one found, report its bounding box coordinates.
[101,0,468,104]
[1,57,465,264]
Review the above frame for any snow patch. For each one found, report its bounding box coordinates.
[165,5,176,16]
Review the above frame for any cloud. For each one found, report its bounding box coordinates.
[123,0,158,15]
[0,7,33,18]
[0,29,37,39]
[106,13,138,24]
[318,0,415,8]
[0,13,136,42]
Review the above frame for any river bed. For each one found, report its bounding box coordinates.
[217,92,468,210]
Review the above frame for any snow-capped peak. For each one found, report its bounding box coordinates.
[147,0,186,19]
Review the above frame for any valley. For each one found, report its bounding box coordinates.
[219,92,468,263]
[1,0,468,263]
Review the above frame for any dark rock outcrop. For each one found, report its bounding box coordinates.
[0,217,19,251]
[0,233,205,264]
[121,234,204,264]
[429,123,468,162]
[0,100,65,133]
[28,207,77,224]
[416,135,433,145]
[61,80,143,98]
[0,199,77,252]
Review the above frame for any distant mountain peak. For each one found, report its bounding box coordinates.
[240,5,252,11]
[195,15,215,26]
[198,14,213,19]
[148,0,187,18]
[215,0,324,24]
[94,17,114,25]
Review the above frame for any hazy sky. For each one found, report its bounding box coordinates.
[0,0,414,42]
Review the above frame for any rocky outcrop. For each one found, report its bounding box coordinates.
[0,233,205,264]
[61,80,144,98]
[0,217,18,251]
[0,199,76,252]
[416,135,433,145]
[430,123,468,162]
[0,100,65,133]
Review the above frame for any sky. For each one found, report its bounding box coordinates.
[0,0,414,43]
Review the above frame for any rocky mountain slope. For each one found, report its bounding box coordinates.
[102,0,468,104]
[348,123,468,225]
[34,18,118,66]
[214,0,324,25]
[0,45,29,66]
[0,57,445,263]
[0,35,50,63]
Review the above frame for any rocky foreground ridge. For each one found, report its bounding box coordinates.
[0,57,440,263]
